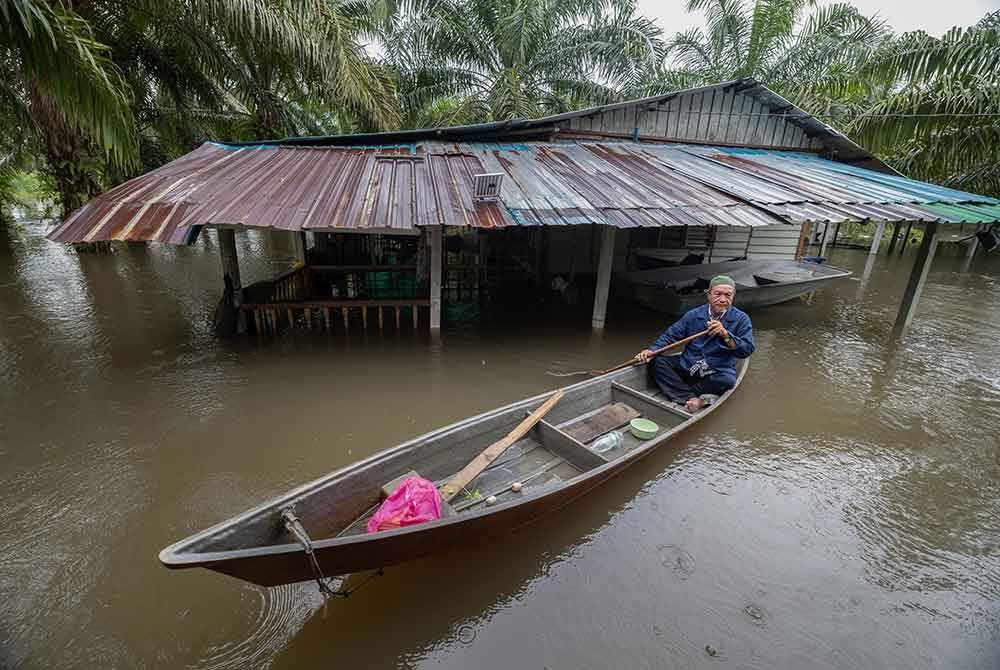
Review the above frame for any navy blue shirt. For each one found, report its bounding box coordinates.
[650,304,755,377]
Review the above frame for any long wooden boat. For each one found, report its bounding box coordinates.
[618,258,851,315]
[159,357,748,587]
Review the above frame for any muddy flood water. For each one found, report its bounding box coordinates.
[1,221,998,669]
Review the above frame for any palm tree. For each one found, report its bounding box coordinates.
[1,0,399,217]
[643,0,889,114]
[384,0,664,126]
[848,12,1000,196]
[1,0,137,213]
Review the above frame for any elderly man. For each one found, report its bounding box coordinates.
[634,275,755,412]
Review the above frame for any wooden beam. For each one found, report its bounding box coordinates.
[591,225,616,329]
[429,225,443,330]
[891,222,940,338]
[439,390,564,502]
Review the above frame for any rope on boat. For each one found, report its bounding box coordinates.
[280,507,383,600]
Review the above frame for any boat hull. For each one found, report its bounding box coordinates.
[619,259,851,315]
[160,359,747,587]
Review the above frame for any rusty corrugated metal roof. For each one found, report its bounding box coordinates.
[47,141,781,244]
[48,144,513,244]
[47,139,1000,245]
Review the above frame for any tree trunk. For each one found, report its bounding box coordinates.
[28,81,102,217]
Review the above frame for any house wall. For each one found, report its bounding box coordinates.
[555,86,823,151]
[628,224,802,264]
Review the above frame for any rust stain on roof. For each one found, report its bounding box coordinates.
[47,140,1000,245]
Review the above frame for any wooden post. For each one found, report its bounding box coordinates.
[868,221,886,256]
[830,221,842,249]
[591,225,616,329]
[218,228,242,297]
[899,222,913,254]
[818,222,831,258]
[323,307,331,331]
[429,225,443,330]
[886,221,902,254]
[218,228,246,333]
[534,228,545,290]
[795,222,810,260]
[292,231,307,266]
[395,307,401,330]
[342,307,349,332]
[891,222,940,338]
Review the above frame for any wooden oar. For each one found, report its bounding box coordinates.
[592,328,711,376]
[439,389,564,503]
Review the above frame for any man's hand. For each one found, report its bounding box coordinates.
[634,349,656,363]
[707,319,735,347]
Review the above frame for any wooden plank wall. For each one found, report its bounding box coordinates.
[714,224,802,260]
[558,88,824,151]
[637,225,801,263]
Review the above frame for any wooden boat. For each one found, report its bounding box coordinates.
[617,258,852,315]
[159,357,748,587]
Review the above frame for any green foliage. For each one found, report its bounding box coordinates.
[847,13,1000,196]
[383,0,665,125]
[0,0,398,214]
[643,1,1000,197]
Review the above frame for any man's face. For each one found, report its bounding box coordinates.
[707,285,734,312]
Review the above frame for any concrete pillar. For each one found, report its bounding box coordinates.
[868,221,886,255]
[429,225,443,330]
[961,229,979,273]
[966,233,979,258]
[591,225,616,329]
[291,231,307,265]
[891,222,940,338]
[857,250,877,297]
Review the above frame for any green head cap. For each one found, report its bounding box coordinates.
[709,275,736,291]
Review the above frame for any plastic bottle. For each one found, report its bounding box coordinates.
[590,431,623,454]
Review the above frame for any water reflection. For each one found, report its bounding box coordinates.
[1,224,998,669]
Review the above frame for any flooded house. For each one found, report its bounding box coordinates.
[46,79,1000,336]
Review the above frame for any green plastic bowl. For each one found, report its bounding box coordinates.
[629,418,659,440]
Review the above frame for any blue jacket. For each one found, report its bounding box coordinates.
[650,304,755,377]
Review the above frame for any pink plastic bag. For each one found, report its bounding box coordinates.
[367,476,442,533]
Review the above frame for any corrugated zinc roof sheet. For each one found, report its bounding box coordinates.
[48,143,514,244]
[46,139,1000,245]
